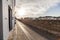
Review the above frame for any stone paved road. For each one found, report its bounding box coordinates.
[8,20,57,40]
[16,20,57,40]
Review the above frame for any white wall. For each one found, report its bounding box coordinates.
[2,0,9,40]
[8,0,13,9]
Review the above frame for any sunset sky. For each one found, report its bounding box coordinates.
[15,0,60,18]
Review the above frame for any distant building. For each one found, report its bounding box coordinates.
[38,16,60,20]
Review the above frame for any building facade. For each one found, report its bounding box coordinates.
[0,0,15,40]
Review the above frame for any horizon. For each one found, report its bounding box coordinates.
[15,0,60,18]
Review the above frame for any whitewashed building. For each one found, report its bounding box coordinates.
[0,0,15,40]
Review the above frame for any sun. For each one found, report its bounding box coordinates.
[15,7,26,18]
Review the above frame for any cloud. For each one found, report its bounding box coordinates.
[16,0,60,17]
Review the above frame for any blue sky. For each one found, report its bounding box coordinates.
[42,3,60,16]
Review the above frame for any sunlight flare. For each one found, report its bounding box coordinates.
[15,7,26,18]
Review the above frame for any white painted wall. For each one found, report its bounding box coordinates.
[8,0,13,9]
[2,0,9,40]
[12,0,16,28]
